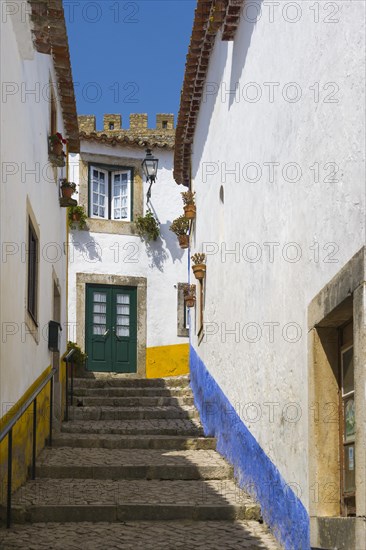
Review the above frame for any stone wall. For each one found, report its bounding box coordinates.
[78,114,175,149]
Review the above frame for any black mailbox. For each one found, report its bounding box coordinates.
[48,321,62,352]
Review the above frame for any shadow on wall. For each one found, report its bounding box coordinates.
[191,0,263,182]
[160,221,187,265]
[228,0,263,110]
[144,237,169,272]
[71,232,102,263]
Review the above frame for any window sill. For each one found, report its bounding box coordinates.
[86,218,138,236]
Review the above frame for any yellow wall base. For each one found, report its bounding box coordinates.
[0,366,53,504]
[146,343,189,378]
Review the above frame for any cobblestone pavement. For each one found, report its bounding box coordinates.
[12,479,253,507]
[37,448,226,467]
[69,404,199,420]
[0,521,280,549]
[61,418,204,435]
[0,376,281,549]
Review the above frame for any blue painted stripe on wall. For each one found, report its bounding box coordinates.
[190,345,310,550]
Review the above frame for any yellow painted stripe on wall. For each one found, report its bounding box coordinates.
[146,343,189,378]
[0,365,54,502]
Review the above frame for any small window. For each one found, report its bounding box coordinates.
[162,121,168,129]
[177,283,189,337]
[89,165,132,222]
[184,303,190,330]
[50,84,57,136]
[27,220,38,323]
[109,122,114,130]
[340,322,356,517]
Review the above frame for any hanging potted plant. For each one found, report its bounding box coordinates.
[183,283,196,308]
[169,216,190,248]
[49,132,67,157]
[135,210,160,241]
[181,190,196,220]
[68,205,87,230]
[191,252,206,280]
[60,178,77,199]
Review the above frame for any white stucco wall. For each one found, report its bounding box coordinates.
[190,1,365,510]
[67,145,188,349]
[0,11,68,415]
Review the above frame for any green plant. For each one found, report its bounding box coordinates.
[191,252,206,265]
[181,190,196,206]
[169,216,189,236]
[60,178,77,192]
[183,283,196,297]
[49,132,67,145]
[136,210,160,241]
[68,205,87,230]
[65,341,87,366]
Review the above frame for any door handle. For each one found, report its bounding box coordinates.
[113,327,122,341]
[103,329,110,337]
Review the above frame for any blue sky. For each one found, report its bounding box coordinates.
[64,0,196,131]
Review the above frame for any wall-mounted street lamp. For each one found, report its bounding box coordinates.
[142,148,159,202]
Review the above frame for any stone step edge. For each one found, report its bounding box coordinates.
[5,503,261,524]
[60,427,204,435]
[35,464,234,480]
[52,435,216,449]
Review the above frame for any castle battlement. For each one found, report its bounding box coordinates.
[78,113,175,149]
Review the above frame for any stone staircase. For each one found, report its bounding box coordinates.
[0,376,280,549]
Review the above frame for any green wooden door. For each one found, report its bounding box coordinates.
[86,285,137,373]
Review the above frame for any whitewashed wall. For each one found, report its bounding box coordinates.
[190,0,365,511]
[68,146,188,349]
[0,10,68,413]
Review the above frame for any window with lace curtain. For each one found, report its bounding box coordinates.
[89,164,133,222]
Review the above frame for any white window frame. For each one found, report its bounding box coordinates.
[112,170,131,222]
[89,165,132,222]
[90,166,108,220]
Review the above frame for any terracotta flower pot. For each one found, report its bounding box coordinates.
[72,212,81,222]
[192,264,206,280]
[178,234,189,249]
[184,295,195,308]
[62,186,74,199]
[52,141,63,156]
[184,204,196,220]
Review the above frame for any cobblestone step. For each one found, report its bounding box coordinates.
[9,479,260,523]
[73,376,190,389]
[53,433,216,450]
[0,520,281,548]
[73,386,193,398]
[0,375,279,548]
[72,395,195,407]
[68,405,199,421]
[61,418,204,436]
[35,448,233,480]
